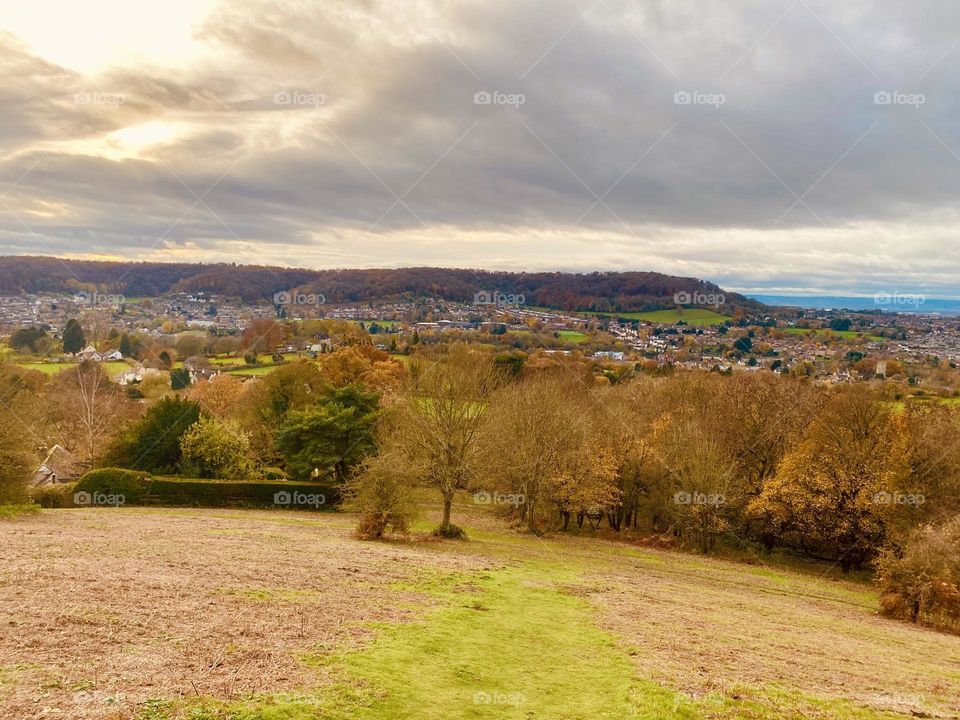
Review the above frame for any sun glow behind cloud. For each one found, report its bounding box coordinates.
[0,0,959,296]
[0,0,217,74]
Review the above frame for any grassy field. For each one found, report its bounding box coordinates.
[556,330,589,343]
[783,328,887,342]
[1,505,957,720]
[13,360,130,377]
[225,365,282,376]
[620,309,731,326]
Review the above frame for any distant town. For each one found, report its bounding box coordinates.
[3,288,959,398]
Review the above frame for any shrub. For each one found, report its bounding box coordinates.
[179,416,256,480]
[147,477,335,509]
[877,515,960,634]
[75,468,152,504]
[432,523,467,540]
[262,466,289,480]
[345,451,415,540]
[32,483,78,508]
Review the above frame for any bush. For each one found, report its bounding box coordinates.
[345,451,415,540]
[147,477,336,509]
[32,483,78,508]
[63,468,336,510]
[75,468,152,504]
[179,416,256,480]
[877,515,960,634]
[262,466,289,480]
[432,523,467,540]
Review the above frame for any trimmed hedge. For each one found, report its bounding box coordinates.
[72,468,336,510]
[31,482,78,508]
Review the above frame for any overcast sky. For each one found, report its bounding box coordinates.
[1,0,959,296]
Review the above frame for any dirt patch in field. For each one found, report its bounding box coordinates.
[0,508,486,720]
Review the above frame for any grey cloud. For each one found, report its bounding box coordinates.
[1,0,960,295]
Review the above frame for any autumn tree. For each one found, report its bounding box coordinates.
[747,387,908,571]
[188,374,247,418]
[241,318,286,353]
[390,346,502,536]
[51,361,137,469]
[484,371,582,532]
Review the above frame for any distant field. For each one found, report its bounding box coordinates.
[13,361,130,377]
[556,330,589,343]
[225,365,281,376]
[207,355,245,366]
[619,308,731,326]
[784,328,887,342]
[2,506,957,720]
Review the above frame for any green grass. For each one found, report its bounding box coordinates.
[783,328,887,342]
[13,360,130,377]
[226,365,282,376]
[556,330,589,343]
[621,309,730,326]
[0,503,41,519]
[528,306,730,326]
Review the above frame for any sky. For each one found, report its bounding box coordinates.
[0,0,959,297]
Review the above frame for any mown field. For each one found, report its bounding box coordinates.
[783,328,887,342]
[1,504,958,720]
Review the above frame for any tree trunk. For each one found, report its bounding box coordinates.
[441,493,453,530]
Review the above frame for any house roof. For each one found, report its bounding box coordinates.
[31,444,79,485]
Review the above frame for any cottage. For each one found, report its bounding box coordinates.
[31,445,79,486]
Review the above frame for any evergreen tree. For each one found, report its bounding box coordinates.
[62,319,85,354]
